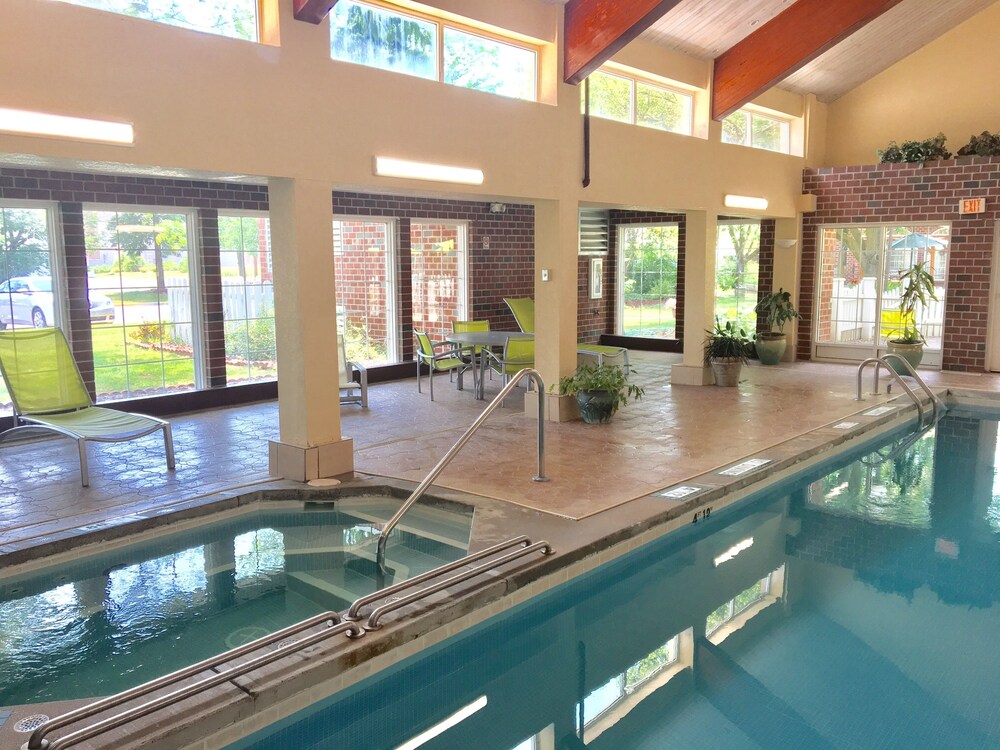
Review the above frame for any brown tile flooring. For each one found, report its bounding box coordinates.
[1,351,997,554]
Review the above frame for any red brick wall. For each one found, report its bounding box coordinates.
[756,219,776,333]
[800,157,1000,370]
[333,193,534,361]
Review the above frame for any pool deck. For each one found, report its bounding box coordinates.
[1,353,999,749]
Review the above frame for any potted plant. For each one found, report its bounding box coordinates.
[556,363,644,424]
[704,318,752,386]
[753,288,801,365]
[885,260,937,371]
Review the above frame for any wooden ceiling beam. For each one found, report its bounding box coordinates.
[564,0,684,85]
[711,0,904,120]
[293,0,340,25]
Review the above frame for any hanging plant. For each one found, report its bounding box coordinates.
[956,131,1000,157]
[877,132,950,164]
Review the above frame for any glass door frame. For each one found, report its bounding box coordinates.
[811,221,950,369]
[332,215,399,364]
[614,221,681,338]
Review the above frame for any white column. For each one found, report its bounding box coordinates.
[672,210,718,385]
[267,177,353,481]
[532,198,581,421]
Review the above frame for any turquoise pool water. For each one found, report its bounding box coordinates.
[0,497,473,707]
[232,411,1000,750]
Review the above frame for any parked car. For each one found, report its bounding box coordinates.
[0,276,115,329]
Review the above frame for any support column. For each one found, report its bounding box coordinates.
[531,198,580,421]
[198,209,228,387]
[267,178,353,481]
[60,203,97,399]
[772,215,802,362]
[672,210,717,385]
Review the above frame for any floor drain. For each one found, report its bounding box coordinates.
[225,626,270,650]
[14,714,49,733]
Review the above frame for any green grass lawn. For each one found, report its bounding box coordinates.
[105,289,167,306]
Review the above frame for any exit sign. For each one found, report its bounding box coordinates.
[960,197,986,214]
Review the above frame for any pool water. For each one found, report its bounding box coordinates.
[232,411,1000,750]
[0,497,473,707]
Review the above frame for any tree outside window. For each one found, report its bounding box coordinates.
[58,0,258,41]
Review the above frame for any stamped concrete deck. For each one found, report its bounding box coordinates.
[2,351,996,556]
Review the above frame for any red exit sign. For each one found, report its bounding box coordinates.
[960,197,986,214]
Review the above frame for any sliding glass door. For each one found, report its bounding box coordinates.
[813,223,949,367]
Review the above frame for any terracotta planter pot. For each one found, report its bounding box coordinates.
[755,333,786,365]
[710,358,743,386]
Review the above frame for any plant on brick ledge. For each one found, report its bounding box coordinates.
[956,131,1000,157]
[877,133,950,164]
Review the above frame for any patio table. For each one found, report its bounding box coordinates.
[445,331,533,400]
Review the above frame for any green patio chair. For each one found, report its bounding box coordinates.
[0,328,175,487]
[504,297,630,372]
[452,319,490,389]
[413,330,469,401]
[483,337,534,406]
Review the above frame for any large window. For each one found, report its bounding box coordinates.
[56,0,259,41]
[616,224,679,338]
[714,221,761,332]
[330,0,537,100]
[722,109,790,153]
[584,69,693,136]
[84,208,200,400]
[218,214,275,384]
[814,224,949,366]
[411,221,468,344]
[333,219,397,366]
[0,203,60,415]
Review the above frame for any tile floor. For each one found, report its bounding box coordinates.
[1,351,997,556]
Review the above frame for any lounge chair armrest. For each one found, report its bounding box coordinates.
[347,359,368,387]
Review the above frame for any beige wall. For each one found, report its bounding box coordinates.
[825,1,1000,167]
[0,0,806,218]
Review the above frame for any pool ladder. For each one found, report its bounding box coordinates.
[376,367,549,573]
[22,536,553,750]
[855,354,944,429]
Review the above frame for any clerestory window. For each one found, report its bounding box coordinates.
[330,0,537,101]
[722,108,791,153]
[55,0,260,41]
[583,68,694,136]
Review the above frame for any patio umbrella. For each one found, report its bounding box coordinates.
[890,232,947,250]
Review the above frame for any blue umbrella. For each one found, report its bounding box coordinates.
[890,232,947,250]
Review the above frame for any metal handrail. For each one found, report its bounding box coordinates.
[376,368,548,570]
[855,355,943,428]
[345,536,533,621]
[26,615,360,750]
[365,541,554,631]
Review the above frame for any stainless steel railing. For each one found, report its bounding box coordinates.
[376,368,548,570]
[855,355,943,427]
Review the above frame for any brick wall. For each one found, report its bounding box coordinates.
[756,219,775,333]
[800,157,1000,370]
[579,211,686,344]
[333,193,535,360]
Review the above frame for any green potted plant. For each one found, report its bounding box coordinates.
[885,260,937,371]
[753,288,801,365]
[556,363,644,424]
[704,318,752,386]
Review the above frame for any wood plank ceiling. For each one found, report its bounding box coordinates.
[638,0,997,103]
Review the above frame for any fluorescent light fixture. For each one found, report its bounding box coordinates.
[374,156,484,185]
[0,108,133,145]
[395,695,488,750]
[724,194,768,211]
[714,537,754,567]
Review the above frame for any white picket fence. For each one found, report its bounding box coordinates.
[826,277,944,343]
[166,277,273,345]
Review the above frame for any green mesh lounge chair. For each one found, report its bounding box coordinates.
[503,297,630,372]
[413,330,469,401]
[451,319,490,390]
[0,328,175,487]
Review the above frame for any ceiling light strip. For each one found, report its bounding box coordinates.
[0,108,134,145]
[374,156,484,185]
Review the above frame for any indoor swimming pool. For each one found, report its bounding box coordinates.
[228,409,1000,750]
[0,496,473,707]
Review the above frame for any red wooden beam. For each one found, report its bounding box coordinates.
[564,0,683,85]
[712,0,904,120]
[293,0,340,25]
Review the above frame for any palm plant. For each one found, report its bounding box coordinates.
[890,261,937,344]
